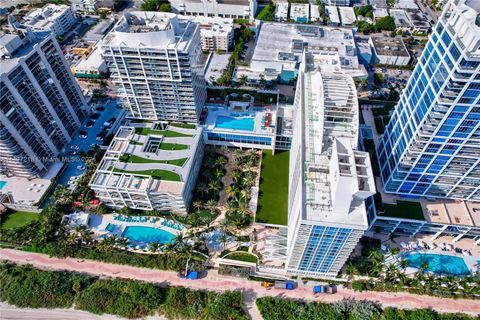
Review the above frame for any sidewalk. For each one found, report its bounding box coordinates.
[1,248,479,317]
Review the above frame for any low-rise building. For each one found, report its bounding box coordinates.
[325,5,340,25]
[404,9,431,33]
[70,0,97,12]
[90,123,204,213]
[23,4,76,36]
[204,52,231,85]
[310,4,320,21]
[395,0,419,10]
[72,45,108,78]
[338,6,356,26]
[373,8,389,20]
[170,0,257,21]
[390,9,414,31]
[369,35,410,66]
[275,1,289,22]
[248,23,365,83]
[290,3,309,23]
[187,16,234,51]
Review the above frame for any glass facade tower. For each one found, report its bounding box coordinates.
[377,0,480,200]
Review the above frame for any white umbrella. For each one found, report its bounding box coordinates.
[400,242,407,249]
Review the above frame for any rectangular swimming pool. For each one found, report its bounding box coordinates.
[0,181,6,190]
[215,115,255,131]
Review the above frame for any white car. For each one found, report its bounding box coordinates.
[77,165,86,170]
[70,145,80,150]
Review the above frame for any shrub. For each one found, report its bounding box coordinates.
[0,262,92,309]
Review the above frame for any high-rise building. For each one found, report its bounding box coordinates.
[101,12,207,123]
[285,52,376,277]
[377,0,480,201]
[170,0,257,21]
[0,31,88,178]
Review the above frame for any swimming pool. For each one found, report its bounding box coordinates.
[405,253,470,276]
[0,181,6,190]
[122,226,175,244]
[216,116,255,131]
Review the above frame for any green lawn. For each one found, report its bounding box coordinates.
[169,123,196,129]
[160,143,188,150]
[118,154,187,167]
[134,127,192,138]
[380,201,425,221]
[112,168,181,181]
[1,211,39,230]
[222,252,258,263]
[255,150,289,226]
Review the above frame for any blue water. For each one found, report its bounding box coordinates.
[0,181,6,190]
[122,226,175,244]
[105,223,116,232]
[405,253,470,276]
[216,116,254,131]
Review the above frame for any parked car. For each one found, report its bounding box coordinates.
[77,165,86,170]
[67,150,77,156]
[85,121,94,128]
[274,281,295,290]
[91,112,101,120]
[70,145,79,150]
[79,130,88,138]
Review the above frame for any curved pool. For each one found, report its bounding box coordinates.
[122,226,175,244]
[405,253,470,276]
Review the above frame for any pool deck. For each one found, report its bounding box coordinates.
[204,105,277,135]
[88,213,181,241]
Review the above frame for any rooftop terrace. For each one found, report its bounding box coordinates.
[90,123,201,196]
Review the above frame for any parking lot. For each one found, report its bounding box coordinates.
[40,100,123,207]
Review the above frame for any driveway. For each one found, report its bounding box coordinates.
[1,248,479,317]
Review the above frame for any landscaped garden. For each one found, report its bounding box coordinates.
[380,200,425,221]
[224,149,260,229]
[159,142,188,150]
[0,210,39,230]
[134,127,192,137]
[112,168,181,181]
[0,263,248,320]
[221,251,258,263]
[256,150,289,225]
[118,154,187,167]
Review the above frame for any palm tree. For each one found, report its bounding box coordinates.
[258,74,266,88]
[398,258,409,271]
[215,156,227,167]
[226,185,239,199]
[205,199,217,214]
[192,200,203,212]
[197,182,208,198]
[97,235,117,251]
[419,261,429,275]
[231,170,242,182]
[345,262,359,283]
[150,241,161,253]
[118,237,129,250]
[213,167,224,179]
[239,189,250,202]
[208,180,221,193]
[239,74,248,86]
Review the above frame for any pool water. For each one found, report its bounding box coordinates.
[0,181,6,190]
[405,253,470,276]
[216,115,255,131]
[122,226,175,244]
[105,223,116,232]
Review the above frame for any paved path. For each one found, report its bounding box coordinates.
[1,249,479,317]
[0,303,165,320]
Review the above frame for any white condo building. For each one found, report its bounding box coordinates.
[23,4,76,37]
[170,0,257,21]
[285,52,375,277]
[0,31,88,178]
[90,122,203,213]
[101,12,207,122]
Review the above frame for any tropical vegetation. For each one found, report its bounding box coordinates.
[256,297,477,320]
[0,263,248,319]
